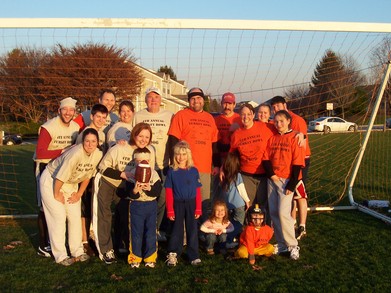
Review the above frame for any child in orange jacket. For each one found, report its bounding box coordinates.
[234,204,274,265]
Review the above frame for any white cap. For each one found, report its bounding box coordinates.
[145,87,161,96]
[60,97,77,109]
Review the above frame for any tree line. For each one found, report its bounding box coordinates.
[1,38,390,124]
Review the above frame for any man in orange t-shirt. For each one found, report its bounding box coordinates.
[214,92,242,162]
[271,96,310,240]
[167,87,218,216]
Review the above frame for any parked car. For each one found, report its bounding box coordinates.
[386,118,391,128]
[308,117,357,133]
[2,132,23,145]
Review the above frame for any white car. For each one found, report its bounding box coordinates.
[308,117,357,133]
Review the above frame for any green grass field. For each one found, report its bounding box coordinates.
[1,133,391,292]
[1,211,390,292]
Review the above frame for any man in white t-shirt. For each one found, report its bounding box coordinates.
[34,97,80,257]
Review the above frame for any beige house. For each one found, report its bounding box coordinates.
[134,64,189,113]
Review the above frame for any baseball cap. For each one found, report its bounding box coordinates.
[145,87,161,96]
[60,97,77,109]
[187,87,205,101]
[221,92,236,104]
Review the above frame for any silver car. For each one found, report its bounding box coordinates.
[308,117,357,133]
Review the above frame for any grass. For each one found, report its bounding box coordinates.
[1,211,390,292]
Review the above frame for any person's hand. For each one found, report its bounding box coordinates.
[284,189,294,196]
[195,214,200,219]
[140,182,151,191]
[249,254,255,265]
[67,192,81,204]
[215,229,223,235]
[271,175,279,182]
[245,201,250,210]
[169,216,175,221]
[219,168,225,181]
[54,192,65,204]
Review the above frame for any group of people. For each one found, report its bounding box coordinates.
[33,85,310,268]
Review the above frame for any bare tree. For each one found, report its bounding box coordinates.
[39,43,143,111]
[0,48,51,123]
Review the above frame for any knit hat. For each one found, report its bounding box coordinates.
[60,97,77,109]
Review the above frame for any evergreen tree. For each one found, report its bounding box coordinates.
[309,50,363,118]
[157,65,177,81]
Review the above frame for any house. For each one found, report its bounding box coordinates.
[133,64,189,113]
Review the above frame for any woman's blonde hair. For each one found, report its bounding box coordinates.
[172,140,194,170]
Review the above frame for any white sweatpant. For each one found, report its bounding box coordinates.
[40,168,84,263]
[267,178,298,249]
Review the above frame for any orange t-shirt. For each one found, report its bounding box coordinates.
[214,112,242,145]
[263,131,305,179]
[289,111,311,157]
[168,108,218,173]
[230,121,275,175]
[214,112,242,159]
[240,224,274,255]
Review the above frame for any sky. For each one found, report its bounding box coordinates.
[0,0,390,103]
[0,0,390,24]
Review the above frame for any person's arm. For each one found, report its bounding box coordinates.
[35,128,63,159]
[166,135,179,168]
[53,178,65,204]
[286,165,301,193]
[237,181,251,208]
[67,178,90,204]
[143,180,162,198]
[165,187,175,220]
[195,187,202,218]
[200,220,216,233]
[224,221,235,234]
[102,167,122,179]
[212,141,221,169]
[73,114,86,131]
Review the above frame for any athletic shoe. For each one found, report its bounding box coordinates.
[191,258,202,266]
[100,249,117,265]
[296,226,307,240]
[145,262,156,268]
[58,257,75,266]
[226,242,239,249]
[166,252,178,267]
[76,253,90,262]
[289,246,300,260]
[37,245,52,258]
[130,262,140,269]
[206,249,214,255]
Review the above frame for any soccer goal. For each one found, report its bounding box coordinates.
[0,18,390,223]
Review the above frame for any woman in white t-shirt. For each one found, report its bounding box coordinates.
[40,128,103,266]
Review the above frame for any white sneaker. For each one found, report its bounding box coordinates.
[130,262,140,269]
[191,258,201,266]
[166,252,178,267]
[145,262,156,268]
[289,246,300,260]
